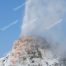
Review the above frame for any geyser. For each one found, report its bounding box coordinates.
[0,0,66,66]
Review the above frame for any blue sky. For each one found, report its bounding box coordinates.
[0,0,25,57]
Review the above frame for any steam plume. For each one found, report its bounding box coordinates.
[21,0,66,60]
[21,0,66,37]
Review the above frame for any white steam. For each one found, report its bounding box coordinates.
[21,0,66,37]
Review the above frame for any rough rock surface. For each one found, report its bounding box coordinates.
[0,36,65,66]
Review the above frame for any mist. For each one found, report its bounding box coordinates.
[21,0,66,36]
[21,0,66,59]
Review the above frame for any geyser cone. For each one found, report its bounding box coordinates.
[0,36,61,66]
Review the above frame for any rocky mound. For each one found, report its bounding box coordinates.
[0,36,65,66]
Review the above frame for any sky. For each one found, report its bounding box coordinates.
[0,0,25,57]
[0,0,66,58]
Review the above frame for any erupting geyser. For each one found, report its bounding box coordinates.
[0,0,66,66]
